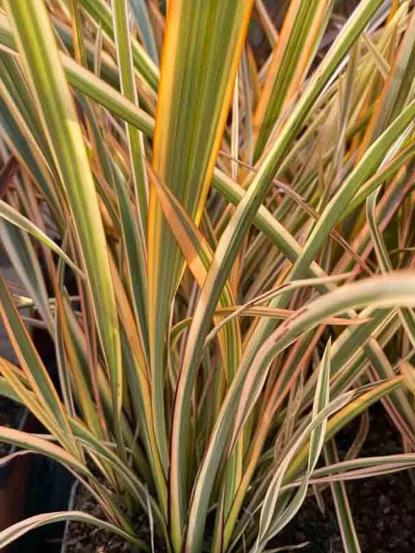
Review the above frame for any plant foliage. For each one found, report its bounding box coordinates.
[1,1,415,551]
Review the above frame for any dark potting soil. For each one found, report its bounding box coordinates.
[273,404,415,553]
[63,405,415,552]
[63,484,166,553]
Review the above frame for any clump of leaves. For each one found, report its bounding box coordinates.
[1,1,415,552]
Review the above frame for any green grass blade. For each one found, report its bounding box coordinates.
[78,0,158,89]
[148,4,254,534]
[0,12,154,143]
[324,440,362,553]
[254,0,334,158]
[255,340,332,550]
[5,0,122,434]
[185,273,415,551]
[112,0,148,229]
[172,4,386,548]
[0,272,77,452]
[0,200,82,277]
[130,0,159,64]
[0,511,143,551]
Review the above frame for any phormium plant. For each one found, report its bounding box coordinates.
[1,0,415,551]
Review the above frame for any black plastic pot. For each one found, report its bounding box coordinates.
[0,408,29,544]
[0,349,73,552]
[12,458,74,553]
[0,272,76,551]
[0,406,74,552]
[0,408,28,487]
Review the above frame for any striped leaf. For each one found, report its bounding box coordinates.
[5,0,123,434]
[147,5,254,539]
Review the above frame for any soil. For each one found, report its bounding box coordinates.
[62,405,415,552]
[63,484,164,553]
[274,404,415,552]
[63,488,134,552]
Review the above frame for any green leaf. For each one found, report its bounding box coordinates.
[0,200,82,277]
[130,0,159,64]
[78,0,158,90]
[255,340,333,550]
[0,511,143,550]
[174,4,388,549]
[254,0,334,158]
[5,0,122,436]
[147,6,254,543]
[324,440,361,553]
